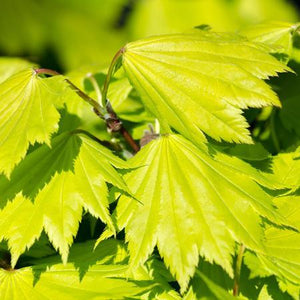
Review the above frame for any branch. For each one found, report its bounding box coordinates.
[34,67,140,153]
[64,79,106,117]
[104,101,140,153]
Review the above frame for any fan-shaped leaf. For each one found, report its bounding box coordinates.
[0,131,129,266]
[110,134,285,290]
[0,256,152,300]
[122,32,288,144]
[0,239,177,300]
[0,68,66,177]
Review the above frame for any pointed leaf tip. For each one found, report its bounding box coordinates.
[123,32,288,144]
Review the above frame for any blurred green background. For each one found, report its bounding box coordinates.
[0,0,299,72]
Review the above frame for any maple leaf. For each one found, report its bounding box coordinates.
[0,57,35,84]
[240,21,300,62]
[0,240,156,300]
[108,134,285,291]
[243,151,300,298]
[0,68,66,177]
[244,194,300,298]
[184,270,242,300]
[122,32,289,145]
[0,131,129,267]
[266,151,300,189]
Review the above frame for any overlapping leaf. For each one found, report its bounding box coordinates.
[258,286,274,300]
[0,131,129,267]
[244,194,300,294]
[128,0,298,39]
[0,68,67,177]
[184,270,241,300]
[0,240,156,300]
[240,22,300,62]
[264,151,300,189]
[122,32,289,145]
[243,151,300,298]
[109,134,285,291]
[0,57,34,84]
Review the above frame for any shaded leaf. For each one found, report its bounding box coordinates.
[184,270,241,300]
[244,193,300,298]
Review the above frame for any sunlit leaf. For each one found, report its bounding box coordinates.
[0,240,155,300]
[0,57,35,84]
[122,32,288,145]
[240,21,300,62]
[110,134,285,290]
[0,69,65,177]
[0,132,129,266]
[258,285,273,300]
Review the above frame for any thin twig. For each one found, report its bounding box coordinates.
[100,47,139,152]
[34,67,140,153]
[72,129,122,151]
[120,127,140,153]
[64,79,106,116]
[104,101,140,153]
[34,68,60,76]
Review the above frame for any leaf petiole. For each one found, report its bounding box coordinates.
[233,243,245,296]
[101,47,125,107]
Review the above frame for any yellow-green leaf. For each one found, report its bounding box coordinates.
[0,57,35,84]
[240,21,300,62]
[0,68,64,177]
[110,134,285,290]
[122,32,288,144]
[0,132,129,266]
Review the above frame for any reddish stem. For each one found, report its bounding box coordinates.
[33,67,140,153]
[120,127,140,153]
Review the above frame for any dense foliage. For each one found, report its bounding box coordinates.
[1,1,300,299]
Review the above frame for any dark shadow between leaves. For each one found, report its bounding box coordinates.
[30,239,126,286]
[0,128,82,209]
[243,250,296,300]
